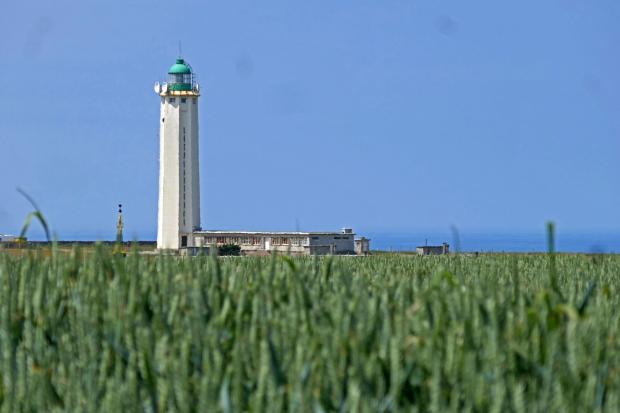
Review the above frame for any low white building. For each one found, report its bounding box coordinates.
[192,228,357,255]
[0,234,18,243]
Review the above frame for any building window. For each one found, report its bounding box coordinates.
[272,237,290,246]
[181,98,187,103]
[312,236,319,240]
[169,98,176,103]
[193,98,196,104]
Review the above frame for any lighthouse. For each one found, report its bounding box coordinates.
[155,58,201,250]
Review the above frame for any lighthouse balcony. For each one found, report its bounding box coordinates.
[159,89,200,97]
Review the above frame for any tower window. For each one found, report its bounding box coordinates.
[193,98,196,104]
[181,98,187,103]
[169,98,176,103]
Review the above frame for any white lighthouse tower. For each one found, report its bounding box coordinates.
[155,58,201,250]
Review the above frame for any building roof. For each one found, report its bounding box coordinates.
[194,230,355,236]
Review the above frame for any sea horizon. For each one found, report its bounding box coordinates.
[365,230,620,254]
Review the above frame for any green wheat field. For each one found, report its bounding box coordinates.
[1,247,619,412]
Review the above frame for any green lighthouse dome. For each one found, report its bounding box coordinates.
[168,58,192,75]
[167,58,193,91]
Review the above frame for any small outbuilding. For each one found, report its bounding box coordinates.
[416,243,449,256]
[0,234,18,243]
[355,237,371,255]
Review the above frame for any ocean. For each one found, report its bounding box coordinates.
[365,231,620,253]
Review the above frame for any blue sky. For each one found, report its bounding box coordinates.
[1,0,618,241]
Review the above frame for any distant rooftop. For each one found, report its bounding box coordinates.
[195,229,355,236]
